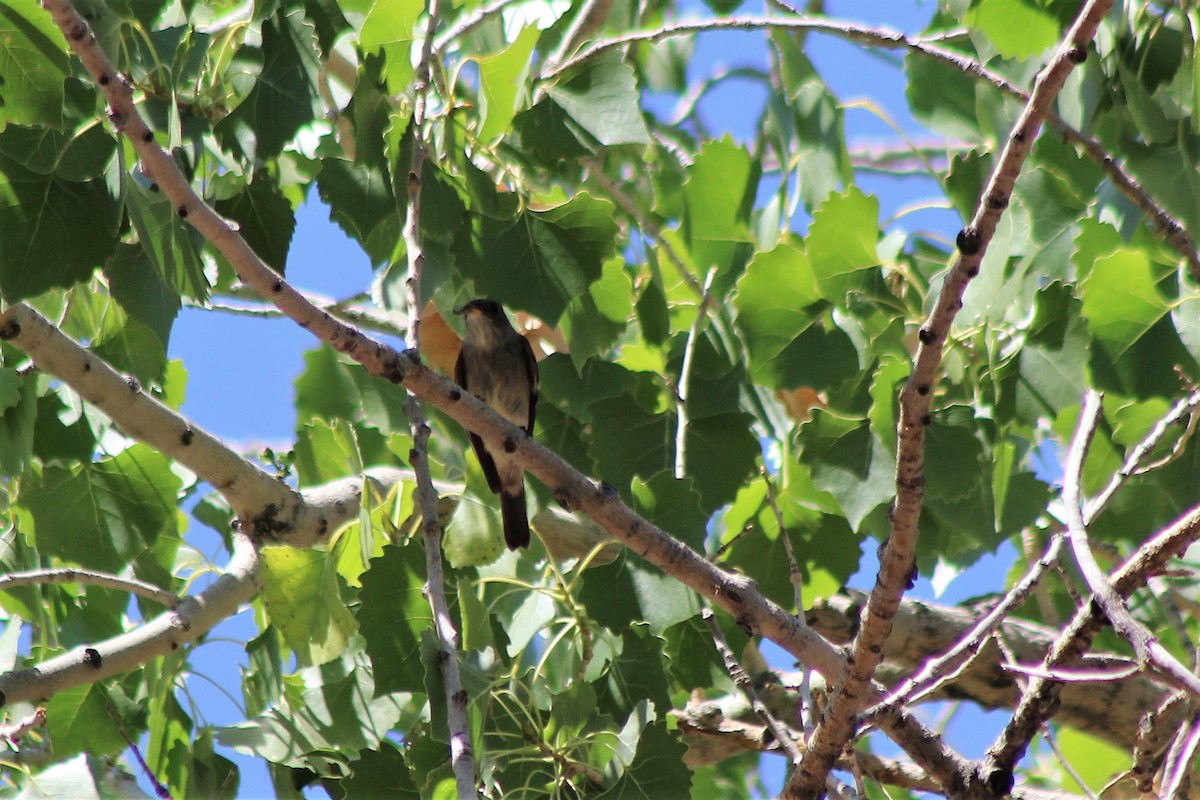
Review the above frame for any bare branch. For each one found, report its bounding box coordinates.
[0,569,179,609]
[1062,392,1200,699]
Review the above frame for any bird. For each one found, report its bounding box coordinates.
[454,298,539,549]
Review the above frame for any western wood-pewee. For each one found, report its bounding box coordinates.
[454,299,539,549]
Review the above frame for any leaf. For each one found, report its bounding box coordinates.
[905,50,984,141]
[597,714,691,798]
[338,743,419,798]
[214,10,323,161]
[213,173,297,273]
[967,0,1060,59]
[358,543,437,695]
[797,411,894,532]
[596,625,673,720]
[259,546,357,665]
[545,51,650,147]
[0,369,36,477]
[680,137,758,290]
[470,193,619,325]
[45,684,125,759]
[735,249,860,392]
[125,180,208,301]
[216,647,405,772]
[16,754,100,799]
[23,445,181,572]
[0,0,70,129]
[1080,250,1169,354]
[579,548,701,635]
[477,25,540,143]
[360,0,424,95]
[0,153,118,302]
[806,187,880,301]
[316,159,400,268]
[104,243,182,354]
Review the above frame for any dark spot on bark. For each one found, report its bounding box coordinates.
[965,264,979,278]
[177,206,188,218]
[503,436,517,453]
[70,22,86,40]
[1068,46,1087,64]
[956,228,980,255]
[916,384,929,396]
[0,322,19,340]
[83,648,102,669]
[127,376,140,392]
[272,280,283,293]
[141,129,152,142]
[180,429,194,446]
[917,328,935,345]
[98,73,110,86]
[449,388,461,401]
[921,414,932,426]
[599,481,618,498]
[318,518,328,537]
[986,193,1008,210]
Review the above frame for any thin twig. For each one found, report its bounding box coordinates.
[1084,389,1200,524]
[862,533,1064,721]
[1063,392,1200,700]
[674,268,717,479]
[0,569,179,609]
[702,607,803,764]
[1161,712,1200,798]
[402,0,478,795]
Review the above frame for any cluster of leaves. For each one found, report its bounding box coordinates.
[2,0,1200,795]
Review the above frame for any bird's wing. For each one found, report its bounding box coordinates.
[456,350,503,494]
[522,334,538,435]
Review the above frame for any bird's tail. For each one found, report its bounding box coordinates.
[500,489,530,550]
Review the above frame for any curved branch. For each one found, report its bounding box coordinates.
[0,534,258,707]
[0,569,179,609]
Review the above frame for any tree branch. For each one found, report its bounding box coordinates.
[794,1,1114,795]
[0,569,179,609]
[1061,393,1200,698]
[402,0,478,793]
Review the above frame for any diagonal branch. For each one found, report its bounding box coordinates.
[792,1,1115,796]
[0,569,179,609]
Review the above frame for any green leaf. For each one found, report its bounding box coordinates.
[471,193,619,324]
[15,754,100,798]
[1055,728,1130,794]
[213,173,296,273]
[104,242,182,353]
[360,0,424,95]
[23,445,181,571]
[579,548,701,635]
[905,50,984,141]
[545,51,650,147]
[1011,282,1090,424]
[477,25,540,143]
[797,411,894,532]
[0,369,37,477]
[358,543,436,694]
[597,716,691,798]
[680,137,758,290]
[444,495,505,568]
[217,647,405,772]
[214,10,323,161]
[316,159,399,268]
[259,546,357,665]
[0,0,70,129]
[0,154,118,302]
[45,684,125,759]
[339,743,419,798]
[967,0,1060,59]
[597,625,673,720]
[125,180,208,301]
[1079,248,1169,358]
[807,187,880,301]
